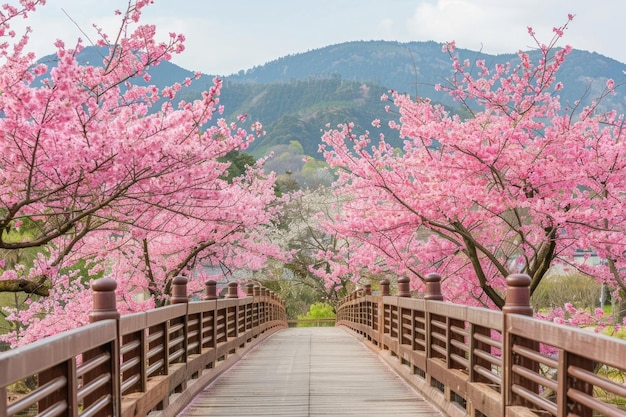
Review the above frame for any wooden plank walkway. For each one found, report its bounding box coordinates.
[179,327,443,416]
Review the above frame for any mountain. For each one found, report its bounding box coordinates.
[214,77,404,156]
[213,41,626,165]
[37,41,626,179]
[226,40,626,111]
[37,46,196,88]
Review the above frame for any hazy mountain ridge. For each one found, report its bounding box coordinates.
[38,41,626,168]
[217,41,626,160]
[227,40,626,110]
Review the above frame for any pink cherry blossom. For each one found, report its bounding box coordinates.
[0,0,284,347]
[316,16,626,313]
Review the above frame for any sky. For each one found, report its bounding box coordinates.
[16,0,625,76]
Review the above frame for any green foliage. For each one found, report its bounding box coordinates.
[1,216,47,277]
[1,216,40,243]
[217,150,256,183]
[214,77,400,158]
[258,273,318,320]
[287,140,304,155]
[602,325,626,340]
[301,158,329,175]
[531,272,602,312]
[595,365,626,407]
[274,171,300,196]
[299,302,335,319]
[0,292,31,338]
[297,302,336,327]
[59,258,104,286]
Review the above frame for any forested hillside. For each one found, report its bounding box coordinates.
[228,40,626,111]
[216,41,626,167]
[215,77,403,156]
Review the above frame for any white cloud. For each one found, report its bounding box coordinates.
[399,0,626,64]
[6,0,626,75]
[376,17,396,35]
[406,0,561,54]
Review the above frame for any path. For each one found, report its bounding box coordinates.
[179,327,443,416]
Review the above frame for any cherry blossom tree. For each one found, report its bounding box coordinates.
[275,187,355,308]
[318,16,626,310]
[0,1,283,346]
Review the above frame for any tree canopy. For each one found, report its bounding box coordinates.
[0,0,283,346]
[317,17,626,309]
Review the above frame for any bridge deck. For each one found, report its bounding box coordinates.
[179,327,443,416]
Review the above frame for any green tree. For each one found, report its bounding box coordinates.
[260,268,318,320]
[297,302,336,327]
[217,150,257,183]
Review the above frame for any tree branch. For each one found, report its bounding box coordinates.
[0,276,49,296]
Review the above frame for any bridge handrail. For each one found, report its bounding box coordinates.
[336,274,626,417]
[0,277,287,417]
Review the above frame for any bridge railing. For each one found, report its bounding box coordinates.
[336,274,626,417]
[0,276,287,417]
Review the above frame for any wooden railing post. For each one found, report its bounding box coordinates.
[503,274,537,412]
[169,276,189,390]
[379,279,390,349]
[204,279,218,300]
[502,274,533,316]
[84,277,121,417]
[397,276,411,297]
[170,276,189,304]
[253,285,261,327]
[245,283,254,297]
[424,272,461,373]
[267,290,276,321]
[424,273,443,301]
[244,283,254,334]
[380,278,390,296]
[202,279,219,356]
[364,284,372,339]
[261,288,269,324]
[90,277,121,322]
[225,282,239,343]
[225,281,238,299]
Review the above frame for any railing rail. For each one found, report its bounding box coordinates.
[0,277,287,417]
[336,274,626,417]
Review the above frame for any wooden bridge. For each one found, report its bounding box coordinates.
[1,274,625,417]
